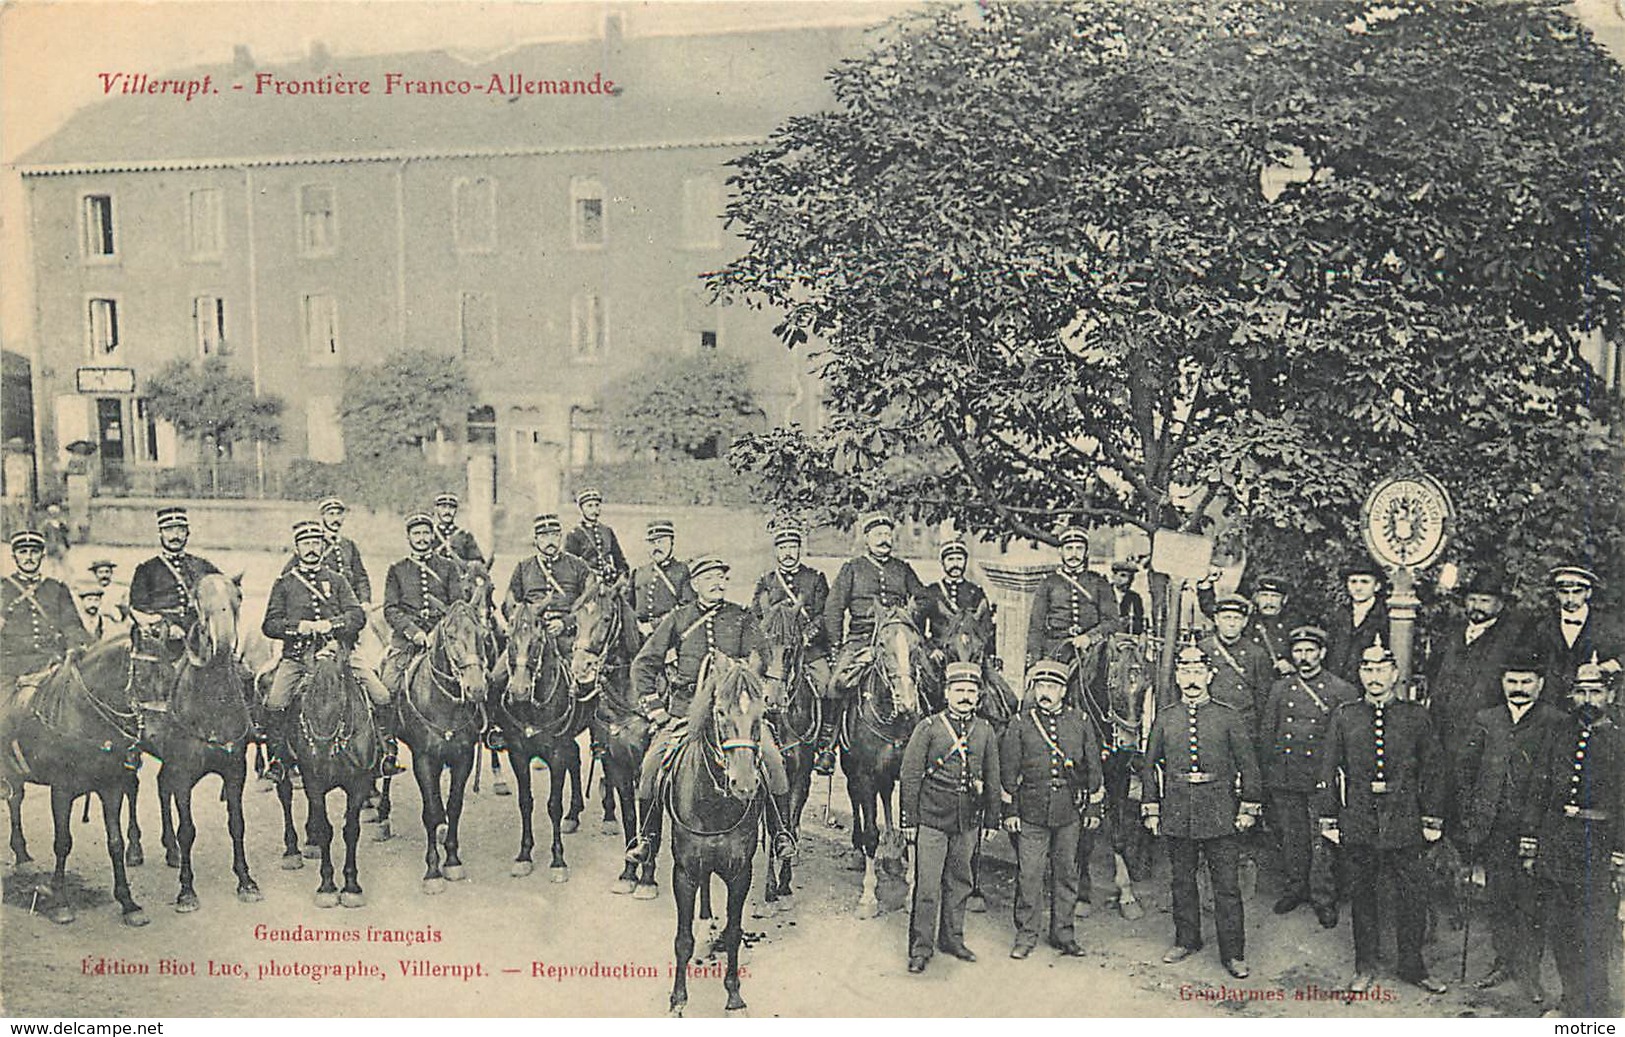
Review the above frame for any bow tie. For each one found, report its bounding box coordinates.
[1562,617,1584,627]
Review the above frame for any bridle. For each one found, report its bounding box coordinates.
[665,657,766,838]
[862,612,919,727]
[400,601,485,743]
[505,607,575,739]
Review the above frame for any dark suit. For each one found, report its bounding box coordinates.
[1521,711,1625,1017]
[1000,706,1103,947]
[1325,599,1391,685]
[1455,699,1564,984]
[1026,567,1120,667]
[1426,613,1525,776]
[381,553,464,690]
[901,711,1000,961]
[1317,698,1446,980]
[1113,587,1146,637]
[1525,608,1625,694]
[1143,697,1261,962]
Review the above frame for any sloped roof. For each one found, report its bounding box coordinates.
[18,25,876,174]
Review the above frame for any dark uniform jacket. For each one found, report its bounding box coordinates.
[565,521,629,584]
[1520,710,1624,885]
[1526,607,1625,694]
[383,554,464,651]
[999,706,1103,828]
[824,554,926,647]
[1026,567,1121,666]
[503,552,596,634]
[129,552,222,629]
[262,565,366,659]
[1262,668,1360,792]
[752,565,831,659]
[629,557,694,628]
[1426,613,1526,753]
[1198,633,1275,737]
[1142,697,1262,840]
[1454,699,1565,849]
[1316,698,1446,849]
[1,573,88,676]
[1325,600,1391,684]
[432,524,485,569]
[1196,586,1299,668]
[920,578,994,655]
[630,599,763,719]
[283,535,371,603]
[900,710,1001,833]
[1114,588,1147,637]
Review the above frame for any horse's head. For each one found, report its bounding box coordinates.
[757,598,807,705]
[944,600,995,665]
[695,654,769,801]
[506,601,550,680]
[570,583,629,688]
[1102,633,1156,751]
[186,572,242,668]
[435,599,488,700]
[870,602,923,717]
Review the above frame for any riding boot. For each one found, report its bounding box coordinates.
[768,792,799,863]
[812,706,839,776]
[374,706,406,777]
[263,707,291,784]
[624,796,662,865]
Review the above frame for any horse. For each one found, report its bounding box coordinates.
[569,581,656,897]
[839,603,926,920]
[289,637,380,908]
[139,573,262,911]
[493,600,587,882]
[394,598,488,895]
[666,653,771,1016]
[756,597,819,913]
[0,637,148,926]
[933,599,1018,913]
[1069,631,1157,920]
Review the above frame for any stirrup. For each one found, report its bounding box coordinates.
[484,727,507,752]
[378,754,406,778]
[624,835,655,865]
[812,746,836,775]
[772,832,799,864]
[264,759,289,784]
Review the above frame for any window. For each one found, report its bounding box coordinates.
[299,184,337,254]
[187,188,223,258]
[569,406,602,468]
[681,175,722,248]
[678,287,718,352]
[571,177,605,248]
[302,293,339,364]
[459,291,496,361]
[700,331,718,350]
[454,177,496,251]
[467,405,497,445]
[571,291,604,360]
[306,394,345,462]
[131,398,176,465]
[87,298,119,357]
[193,296,226,356]
[82,194,115,258]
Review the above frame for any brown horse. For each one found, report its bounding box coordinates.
[756,597,819,913]
[0,637,148,926]
[569,581,655,897]
[840,603,926,920]
[291,639,380,908]
[141,573,261,912]
[394,598,487,895]
[666,654,770,1016]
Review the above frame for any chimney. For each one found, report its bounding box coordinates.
[308,40,331,70]
[603,12,624,46]
[232,45,254,73]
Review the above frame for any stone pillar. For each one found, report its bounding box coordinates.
[979,560,1056,688]
[533,442,564,519]
[466,453,495,564]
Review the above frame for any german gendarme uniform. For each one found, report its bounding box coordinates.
[1262,657,1358,908]
[1198,630,1275,739]
[1000,692,1104,948]
[1025,565,1120,667]
[630,557,694,630]
[901,707,1001,963]
[503,550,595,638]
[1519,699,1624,1016]
[1141,694,1262,964]
[1316,694,1446,983]
[566,520,629,585]
[1,568,89,680]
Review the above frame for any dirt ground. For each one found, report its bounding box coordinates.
[0,546,1556,1019]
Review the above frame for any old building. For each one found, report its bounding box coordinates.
[17,20,872,510]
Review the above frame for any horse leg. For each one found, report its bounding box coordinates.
[560,738,582,834]
[417,752,447,895]
[339,784,366,907]
[123,770,144,867]
[166,768,200,912]
[1113,850,1144,920]
[371,775,394,842]
[6,784,30,867]
[510,749,536,877]
[723,863,752,1013]
[276,774,303,870]
[491,745,510,796]
[160,773,180,868]
[99,783,147,926]
[609,756,639,894]
[547,747,569,881]
[844,771,867,871]
[225,757,261,902]
[46,786,76,924]
[669,862,698,1016]
[856,784,881,919]
[360,777,380,823]
[308,786,339,908]
[441,746,472,882]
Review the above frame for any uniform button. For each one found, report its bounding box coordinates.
[1577,751,1586,759]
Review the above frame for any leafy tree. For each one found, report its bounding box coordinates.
[340,349,472,461]
[144,356,283,460]
[716,0,1625,609]
[600,350,764,460]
